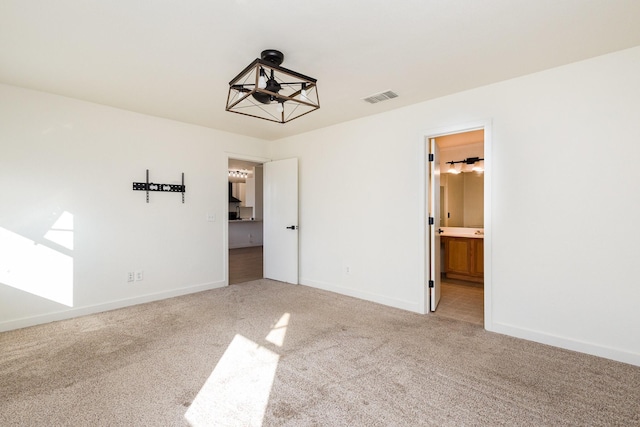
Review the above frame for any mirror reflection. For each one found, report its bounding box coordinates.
[435,129,484,229]
[441,172,484,227]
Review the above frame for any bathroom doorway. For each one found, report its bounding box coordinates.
[426,124,490,327]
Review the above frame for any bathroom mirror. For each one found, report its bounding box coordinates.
[443,172,484,228]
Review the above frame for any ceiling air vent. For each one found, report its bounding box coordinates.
[362,90,398,104]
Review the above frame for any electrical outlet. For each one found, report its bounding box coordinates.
[127,272,135,282]
[249,233,253,243]
[346,266,351,274]
[135,271,144,281]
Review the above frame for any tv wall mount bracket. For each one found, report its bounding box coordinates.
[133,169,185,203]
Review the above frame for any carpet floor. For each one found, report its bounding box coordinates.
[1,279,638,426]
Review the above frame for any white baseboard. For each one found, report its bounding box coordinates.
[301,279,639,367]
[300,277,423,314]
[489,322,640,367]
[0,280,226,333]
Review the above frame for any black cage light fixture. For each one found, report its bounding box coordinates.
[225,49,319,124]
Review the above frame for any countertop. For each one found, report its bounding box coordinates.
[440,227,484,239]
[229,219,263,223]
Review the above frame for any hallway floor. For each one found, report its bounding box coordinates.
[229,246,263,285]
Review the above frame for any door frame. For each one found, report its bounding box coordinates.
[420,119,493,330]
[224,152,271,286]
[428,138,442,312]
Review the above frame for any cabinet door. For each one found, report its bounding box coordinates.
[472,239,484,275]
[232,182,247,206]
[446,238,471,274]
[245,177,255,207]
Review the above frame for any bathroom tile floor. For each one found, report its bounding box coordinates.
[434,279,484,326]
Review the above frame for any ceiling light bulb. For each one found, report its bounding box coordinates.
[276,103,284,113]
[447,163,457,174]
[258,69,267,89]
[473,160,485,172]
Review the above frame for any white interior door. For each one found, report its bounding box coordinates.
[429,138,442,311]
[263,158,299,284]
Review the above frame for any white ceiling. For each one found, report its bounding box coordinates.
[2,1,640,141]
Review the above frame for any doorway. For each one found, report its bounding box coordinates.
[425,122,491,328]
[228,158,264,285]
[226,156,300,286]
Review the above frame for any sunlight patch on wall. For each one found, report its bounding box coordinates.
[0,222,73,307]
[44,211,74,250]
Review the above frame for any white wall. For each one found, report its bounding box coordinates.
[0,84,267,331]
[272,122,426,312]
[270,46,640,365]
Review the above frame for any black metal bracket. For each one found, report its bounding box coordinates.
[133,169,185,203]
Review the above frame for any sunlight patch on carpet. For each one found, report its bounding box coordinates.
[185,325,286,426]
[265,312,290,347]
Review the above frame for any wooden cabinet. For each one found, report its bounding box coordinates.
[442,237,483,283]
[243,166,263,220]
[473,238,484,276]
[230,182,246,206]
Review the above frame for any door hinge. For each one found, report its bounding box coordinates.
[428,153,434,162]
[428,217,434,225]
[428,280,434,288]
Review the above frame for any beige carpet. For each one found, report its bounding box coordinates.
[1,279,639,426]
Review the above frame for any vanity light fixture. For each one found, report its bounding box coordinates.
[472,160,485,172]
[446,157,484,174]
[226,49,320,124]
[228,170,250,179]
[447,163,463,174]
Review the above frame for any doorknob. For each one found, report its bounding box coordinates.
[286,225,298,230]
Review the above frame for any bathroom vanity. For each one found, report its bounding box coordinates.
[440,228,484,283]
